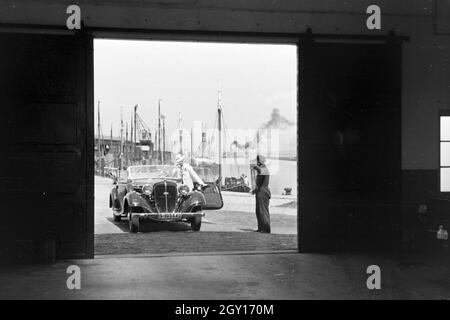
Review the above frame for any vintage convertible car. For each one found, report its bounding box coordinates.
[109,165,223,233]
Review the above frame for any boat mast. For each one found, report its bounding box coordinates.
[201,122,206,159]
[110,124,113,164]
[162,114,165,165]
[154,129,158,163]
[190,127,193,164]
[179,110,183,154]
[120,107,124,169]
[217,87,223,186]
[110,124,113,145]
[97,101,101,160]
[97,101,103,175]
[134,104,138,163]
[158,99,162,164]
[125,122,128,167]
[130,112,133,165]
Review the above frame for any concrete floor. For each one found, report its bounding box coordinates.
[0,251,449,300]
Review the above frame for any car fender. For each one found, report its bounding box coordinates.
[125,191,151,213]
[110,187,121,212]
[179,190,206,213]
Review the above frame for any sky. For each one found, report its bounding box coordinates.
[94,39,297,152]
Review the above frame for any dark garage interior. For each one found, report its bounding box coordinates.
[0,0,449,300]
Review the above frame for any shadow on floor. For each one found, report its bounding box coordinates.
[95,231,297,255]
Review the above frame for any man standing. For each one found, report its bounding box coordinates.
[251,155,271,233]
[174,154,207,190]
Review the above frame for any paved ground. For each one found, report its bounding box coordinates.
[95,176,298,255]
[0,251,449,299]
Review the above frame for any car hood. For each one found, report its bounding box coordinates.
[131,177,181,188]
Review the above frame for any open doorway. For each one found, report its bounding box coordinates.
[0,31,402,262]
[93,39,298,256]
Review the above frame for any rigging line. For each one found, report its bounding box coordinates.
[195,141,203,156]
[210,113,218,148]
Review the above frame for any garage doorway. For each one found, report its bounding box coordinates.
[93,39,299,256]
[0,30,402,263]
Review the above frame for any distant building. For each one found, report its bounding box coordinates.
[94,134,156,169]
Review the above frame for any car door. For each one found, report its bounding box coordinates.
[192,167,224,210]
[202,182,224,210]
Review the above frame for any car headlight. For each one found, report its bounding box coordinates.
[178,184,190,196]
[142,185,153,195]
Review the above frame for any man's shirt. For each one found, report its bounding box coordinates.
[175,163,205,189]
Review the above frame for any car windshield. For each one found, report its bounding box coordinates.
[128,165,178,180]
[192,166,218,183]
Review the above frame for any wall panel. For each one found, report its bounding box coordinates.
[0,33,92,263]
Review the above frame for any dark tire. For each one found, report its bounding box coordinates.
[128,209,139,233]
[191,216,202,231]
[112,198,122,222]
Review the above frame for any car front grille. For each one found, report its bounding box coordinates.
[153,181,177,213]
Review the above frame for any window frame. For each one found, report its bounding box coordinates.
[439,110,450,192]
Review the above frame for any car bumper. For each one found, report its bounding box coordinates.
[131,212,205,221]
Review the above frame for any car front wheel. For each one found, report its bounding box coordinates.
[128,210,139,233]
[112,198,121,222]
[190,216,202,231]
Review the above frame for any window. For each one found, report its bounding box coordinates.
[440,116,450,191]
